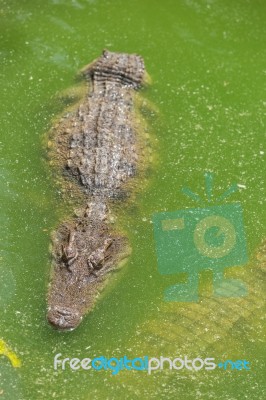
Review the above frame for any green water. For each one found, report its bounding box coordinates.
[0,0,265,399]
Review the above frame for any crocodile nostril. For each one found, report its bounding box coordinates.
[47,306,82,331]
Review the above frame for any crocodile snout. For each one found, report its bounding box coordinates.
[47,306,82,331]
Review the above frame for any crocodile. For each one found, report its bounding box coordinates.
[46,50,149,330]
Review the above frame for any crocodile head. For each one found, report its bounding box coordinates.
[47,210,131,331]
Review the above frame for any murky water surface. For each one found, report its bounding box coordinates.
[0,1,265,399]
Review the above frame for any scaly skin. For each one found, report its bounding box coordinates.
[47,50,148,330]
